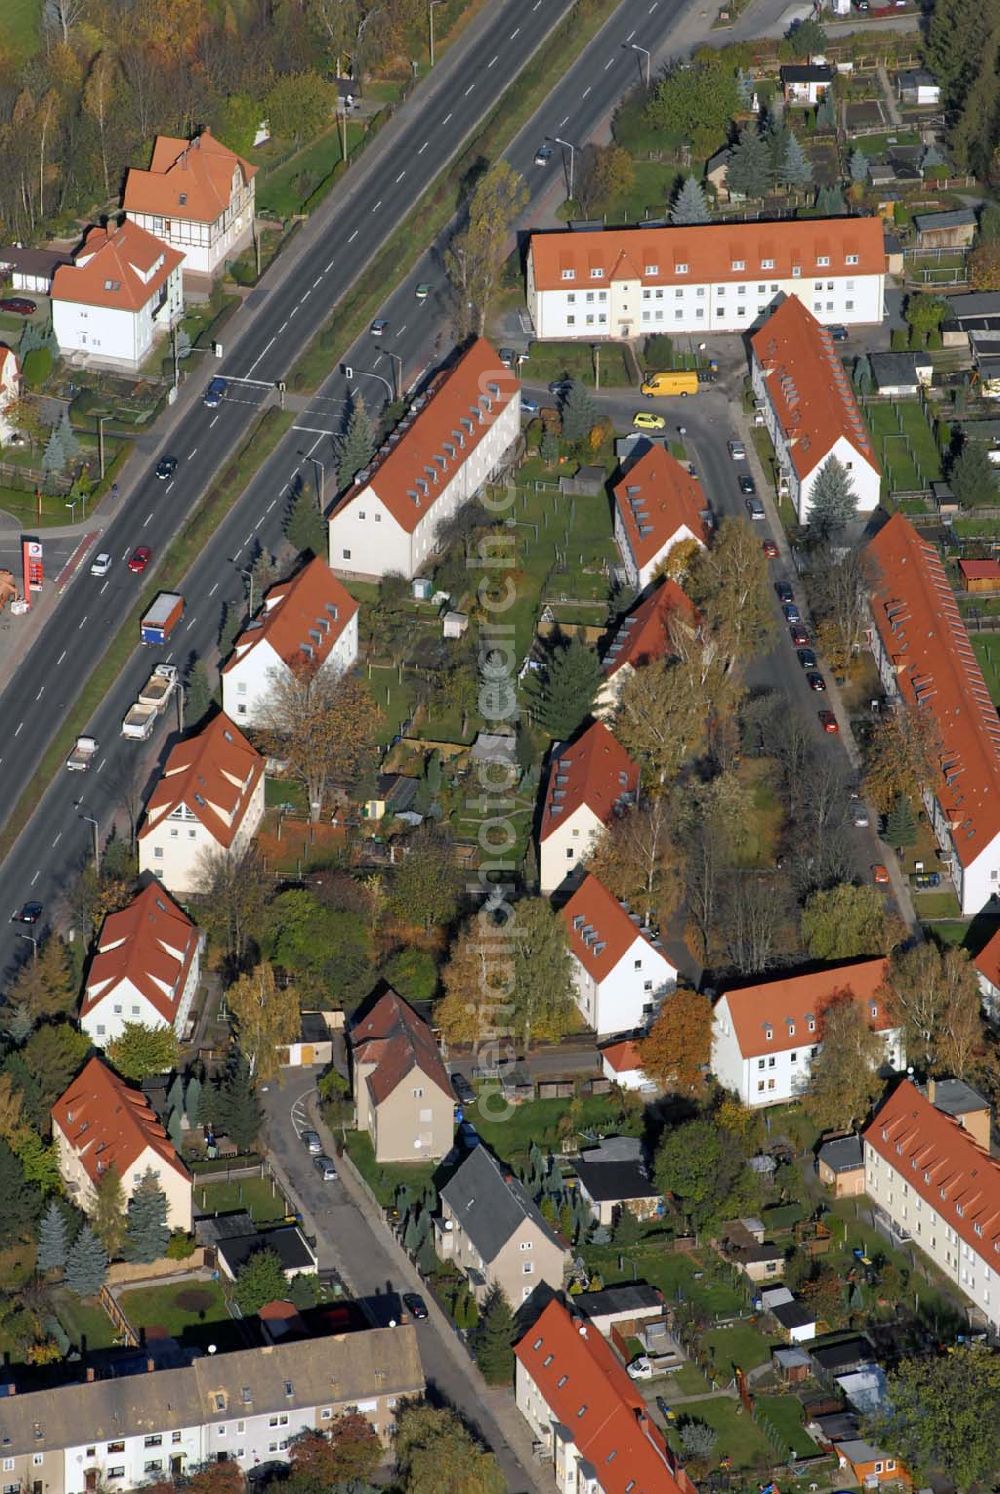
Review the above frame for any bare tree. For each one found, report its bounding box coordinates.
[43,0,89,46]
[193,846,270,968]
[258,663,381,822]
[723,874,787,977]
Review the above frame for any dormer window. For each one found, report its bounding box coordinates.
[590,268,604,279]
[845,253,859,265]
[644,263,658,275]
[787,1022,795,1036]
[731,259,745,271]
[561,269,575,281]
[791,265,801,277]
[764,1026,773,1041]
[957,1203,965,1217]
[179,192,188,205]
[870,1004,878,1019]
[817,255,830,267]
[675,262,688,274]
[761,258,775,270]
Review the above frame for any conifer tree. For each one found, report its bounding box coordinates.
[337,391,375,490]
[523,637,600,739]
[125,1169,170,1263]
[473,1286,516,1384]
[886,795,917,851]
[185,661,213,727]
[808,456,859,535]
[285,483,326,554]
[849,148,869,184]
[42,425,66,477]
[184,1074,203,1128]
[59,410,81,463]
[670,175,710,225]
[784,132,813,190]
[560,381,596,444]
[727,125,770,200]
[65,1223,108,1297]
[37,1198,70,1273]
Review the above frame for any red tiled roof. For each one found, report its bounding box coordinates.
[52,220,184,313]
[864,1079,1000,1271]
[52,1057,189,1186]
[603,578,696,680]
[138,712,263,850]
[719,958,892,1059]
[123,129,256,223]
[221,557,358,677]
[974,927,1000,989]
[351,988,451,1108]
[959,560,1000,582]
[81,882,199,1027]
[561,873,664,984]
[868,514,1000,869]
[529,216,885,293]
[751,296,879,481]
[602,1039,645,1074]
[515,1300,695,1494]
[540,720,639,844]
[613,446,708,571]
[334,339,518,534]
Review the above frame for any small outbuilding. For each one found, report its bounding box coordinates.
[913,208,977,250]
[959,559,1000,594]
[816,1134,865,1197]
[869,350,932,396]
[897,68,941,106]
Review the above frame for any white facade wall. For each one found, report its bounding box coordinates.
[222,613,359,726]
[52,265,183,370]
[539,805,604,894]
[570,939,676,1038]
[81,941,202,1048]
[329,395,521,580]
[54,1135,192,1233]
[139,775,265,896]
[528,258,883,341]
[613,509,702,593]
[515,1363,599,1494]
[127,172,255,277]
[864,1140,1000,1331]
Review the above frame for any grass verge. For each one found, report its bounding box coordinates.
[289,0,621,393]
[0,407,294,864]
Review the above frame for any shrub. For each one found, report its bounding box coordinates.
[165,1230,198,1260]
[22,347,53,390]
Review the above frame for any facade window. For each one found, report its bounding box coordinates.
[320,1409,332,1421]
[107,1472,125,1482]
[144,1437,162,1449]
[757,1059,765,1070]
[567,293,576,304]
[523,1261,534,1274]
[342,550,350,561]
[172,1434,182,1446]
[566,316,575,326]
[144,1464,163,1475]
[790,1052,797,1063]
[634,959,642,971]
[107,1444,125,1456]
[845,300,854,311]
[520,1240,533,1251]
[757,1081,765,1092]
[767,1078,775,1090]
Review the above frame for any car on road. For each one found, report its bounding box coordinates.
[819,709,839,734]
[633,411,666,431]
[313,1154,338,1181]
[762,538,779,558]
[548,379,572,397]
[782,603,802,624]
[415,283,431,301]
[829,324,849,342]
[739,473,757,495]
[499,347,516,368]
[796,647,817,669]
[403,1293,429,1320]
[728,440,746,460]
[0,297,36,316]
[775,581,794,604]
[155,455,178,481]
[627,1356,654,1381]
[807,671,826,692]
[370,318,389,336]
[746,496,765,520]
[203,375,227,408]
[534,143,553,166]
[521,397,540,415]
[790,623,810,647]
[90,552,112,578]
[872,863,891,884]
[451,1072,475,1104]
[300,1129,322,1154]
[12,902,43,924]
[851,801,870,828]
[127,545,152,574]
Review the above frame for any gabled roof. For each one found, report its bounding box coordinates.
[350,986,451,1108]
[751,296,879,481]
[975,925,1000,988]
[865,1079,1000,1271]
[601,1037,645,1074]
[868,514,1000,868]
[439,1144,565,1263]
[780,64,835,83]
[221,557,358,678]
[717,957,892,1059]
[81,881,200,1026]
[52,1057,189,1186]
[123,129,256,223]
[539,719,640,843]
[514,1300,695,1494]
[602,577,696,680]
[334,339,518,534]
[613,445,708,571]
[529,216,885,293]
[51,220,184,313]
[561,873,669,984]
[138,712,263,850]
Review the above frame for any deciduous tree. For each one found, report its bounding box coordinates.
[614,654,707,787]
[654,1117,758,1231]
[387,827,464,931]
[576,144,634,215]
[640,989,711,1094]
[194,846,269,966]
[507,898,578,1049]
[870,1343,1000,1487]
[394,1404,505,1494]
[689,516,773,670]
[445,161,528,337]
[6,937,75,1023]
[106,1022,179,1081]
[265,71,335,144]
[234,1247,287,1314]
[887,943,985,1075]
[288,1416,381,1491]
[23,1022,91,1109]
[801,883,903,960]
[587,795,682,925]
[864,704,941,815]
[225,962,301,1082]
[804,992,886,1132]
[644,56,740,157]
[260,664,381,819]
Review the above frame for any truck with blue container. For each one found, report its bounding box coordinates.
[140,592,184,646]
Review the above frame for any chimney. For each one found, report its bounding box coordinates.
[927,1077,936,1106]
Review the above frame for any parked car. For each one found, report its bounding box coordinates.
[90,552,112,578]
[782,603,802,624]
[627,1356,654,1381]
[872,863,891,884]
[739,473,757,495]
[415,283,431,301]
[790,623,810,647]
[521,397,540,415]
[819,710,839,734]
[403,1293,429,1320]
[313,1155,338,1181]
[155,455,178,480]
[633,411,666,431]
[0,297,36,316]
[127,545,152,574]
[300,1129,322,1154]
[548,379,572,397]
[203,376,227,408]
[775,581,794,604]
[829,324,849,342]
[727,439,746,460]
[807,671,826,692]
[458,1120,481,1150]
[534,143,554,166]
[796,647,817,670]
[451,1072,475,1104]
[746,496,765,520]
[762,539,779,558]
[851,801,870,828]
[12,902,43,924]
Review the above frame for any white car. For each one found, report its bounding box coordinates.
[728,440,746,461]
[90,552,112,577]
[627,1356,654,1381]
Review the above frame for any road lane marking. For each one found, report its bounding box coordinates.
[488,54,498,66]
[395,169,406,182]
[122,546,131,558]
[464,83,475,95]
[166,480,174,492]
[299,291,310,303]
[245,336,277,377]
[348,230,358,242]
[56,650,66,666]
[242,532,253,547]
[418,140,429,154]
[142,510,153,527]
[442,112,452,125]
[397,323,407,336]
[52,833,61,848]
[254,514,264,529]
[582,85,591,97]
[100,580,109,594]
[371,200,382,212]
[185,614,198,630]
[279,319,289,332]
[266,499,277,513]
[325,259,335,272]
[626,27,636,39]
[188,447,198,458]
[510,25,520,36]
[14,722,22,737]
[30,871,40,887]
[209,414,219,428]
[559,115,569,127]
[649,0,657,8]
[605,56,615,68]
[79,615,89,628]
[35,686,44,701]
[209,581,219,597]
[97,756,106,772]
[313,276,322,289]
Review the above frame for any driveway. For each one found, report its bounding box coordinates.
[261,1076,550,1494]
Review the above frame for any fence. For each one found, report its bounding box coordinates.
[99,1285,138,1347]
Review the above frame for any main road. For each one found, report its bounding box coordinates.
[0,0,698,977]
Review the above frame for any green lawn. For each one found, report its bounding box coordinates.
[864,398,943,494]
[6,0,40,57]
[584,1242,746,1319]
[704,1321,773,1374]
[973,635,1000,706]
[525,341,634,388]
[255,125,364,219]
[470,1093,635,1165]
[52,1290,116,1353]
[117,1279,230,1340]
[194,1175,290,1223]
[672,1361,710,1396]
[669,1395,773,1469]
[342,1129,438,1208]
[755,1394,816,1458]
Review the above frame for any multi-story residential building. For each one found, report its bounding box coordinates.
[561,873,677,1037]
[863,1078,1000,1331]
[51,220,183,370]
[52,1057,193,1232]
[436,1144,569,1304]
[350,986,454,1162]
[526,216,885,341]
[867,513,1000,914]
[611,443,709,591]
[0,346,20,443]
[0,1327,422,1494]
[514,1299,697,1494]
[123,129,257,281]
[137,713,264,896]
[594,577,696,718]
[712,958,903,1108]
[538,720,639,894]
[328,339,520,580]
[221,557,359,727]
[80,881,203,1048]
[974,924,1000,1019]
[750,296,882,524]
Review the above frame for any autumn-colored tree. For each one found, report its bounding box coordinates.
[193,846,270,965]
[260,664,381,820]
[438,902,575,1049]
[887,943,986,1076]
[92,1164,127,1257]
[576,144,635,215]
[615,655,707,787]
[287,1415,380,1491]
[0,1075,27,1151]
[5,937,75,1023]
[187,1463,246,1494]
[688,516,774,670]
[969,241,1000,291]
[801,883,904,961]
[639,989,711,1094]
[106,1023,178,1081]
[436,922,500,1044]
[225,962,301,1082]
[445,161,529,337]
[804,993,887,1132]
[653,536,701,585]
[864,704,941,816]
[587,795,682,925]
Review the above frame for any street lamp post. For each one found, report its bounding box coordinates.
[17,932,37,963]
[628,42,651,88]
[78,811,101,878]
[310,456,326,512]
[553,137,576,202]
[230,560,255,615]
[386,351,403,401]
[96,412,110,479]
[429,0,443,66]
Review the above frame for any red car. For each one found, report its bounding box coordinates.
[790,624,810,647]
[872,864,890,885]
[0,297,37,316]
[762,539,779,558]
[818,709,839,734]
[128,545,152,574]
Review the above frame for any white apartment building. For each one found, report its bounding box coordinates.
[80,881,203,1047]
[864,1079,1000,1331]
[612,443,709,592]
[526,216,885,341]
[594,577,696,718]
[51,220,184,370]
[712,958,903,1108]
[123,128,257,280]
[221,557,359,726]
[750,296,882,524]
[329,338,520,580]
[561,873,676,1037]
[538,720,639,894]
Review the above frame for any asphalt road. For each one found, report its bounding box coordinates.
[0,0,707,978]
